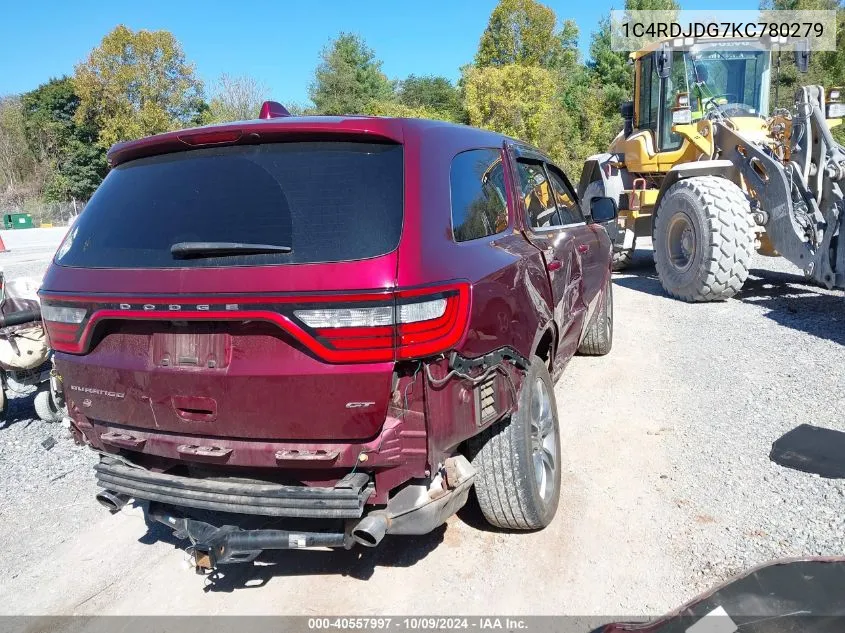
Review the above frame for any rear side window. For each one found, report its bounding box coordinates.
[56,142,404,268]
[450,149,508,242]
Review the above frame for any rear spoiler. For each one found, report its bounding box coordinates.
[107,118,405,167]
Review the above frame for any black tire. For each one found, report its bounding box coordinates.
[654,176,755,302]
[578,277,613,356]
[34,387,63,423]
[468,355,561,530]
[612,246,635,271]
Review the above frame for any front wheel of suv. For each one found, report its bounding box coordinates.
[468,355,561,530]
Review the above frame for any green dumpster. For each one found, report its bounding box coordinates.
[2,213,35,229]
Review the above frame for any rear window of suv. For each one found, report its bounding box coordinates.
[56,141,404,268]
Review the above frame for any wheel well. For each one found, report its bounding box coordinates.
[534,327,555,371]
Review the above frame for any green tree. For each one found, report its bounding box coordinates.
[19,77,107,201]
[475,0,565,69]
[74,25,204,147]
[207,73,270,123]
[309,33,393,114]
[588,0,680,117]
[362,100,441,119]
[397,75,463,121]
[588,17,632,119]
[0,96,34,192]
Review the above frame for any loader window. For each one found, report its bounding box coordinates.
[546,165,584,225]
[687,49,770,118]
[517,161,562,230]
[637,54,657,131]
[660,52,689,151]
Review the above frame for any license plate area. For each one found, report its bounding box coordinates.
[151,330,231,369]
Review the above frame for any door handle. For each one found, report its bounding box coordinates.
[547,260,563,272]
[577,244,590,254]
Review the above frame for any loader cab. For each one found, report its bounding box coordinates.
[627,41,771,167]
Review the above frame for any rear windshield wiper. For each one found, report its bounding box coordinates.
[170,242,292,259]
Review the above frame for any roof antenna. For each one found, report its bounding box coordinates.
[259,101,291,119]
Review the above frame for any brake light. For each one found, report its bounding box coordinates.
[41,302,89,353]
[39,282,471,363]
[300,284,470,362]
[177,130,243,146]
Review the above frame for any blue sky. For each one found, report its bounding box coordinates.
[1,0,758,106]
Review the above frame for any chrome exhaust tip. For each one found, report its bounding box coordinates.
[96,489,131,513]
[352,514,388,547]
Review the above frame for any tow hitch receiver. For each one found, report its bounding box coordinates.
[148,504,353,572]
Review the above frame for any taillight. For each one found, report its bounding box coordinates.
[294,283,471,363]
[39,282,471,363]
[41,302,89,353]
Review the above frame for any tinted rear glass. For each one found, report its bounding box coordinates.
[56,142,404,268]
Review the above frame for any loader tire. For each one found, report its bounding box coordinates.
[612,246,635,271]
[468,355,560,530]
[578,276,613,356]
[654,176,755,302]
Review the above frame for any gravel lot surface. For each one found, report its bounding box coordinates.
[0,232,842,619]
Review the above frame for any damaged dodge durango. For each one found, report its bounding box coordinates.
[40,103,617,569]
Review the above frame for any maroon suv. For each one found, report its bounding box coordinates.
[40,106,616,568]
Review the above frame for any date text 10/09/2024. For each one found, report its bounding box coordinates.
[307,618,529,630]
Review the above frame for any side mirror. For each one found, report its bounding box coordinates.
[590,197,618,223]
[620,101,635,136]
[795,39,811,73]
[656,43,672,79]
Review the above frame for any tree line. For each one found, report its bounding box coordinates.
[1,0,842,220]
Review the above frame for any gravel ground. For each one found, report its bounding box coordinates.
[0,238,842,618]
[616,245,845,587]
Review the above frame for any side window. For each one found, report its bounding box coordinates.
[637,54,653,130]
[450,149,509,242]
[516,161,561,229]
[660,51,687,151]
[546,165,585,224]
[637,53,660,134]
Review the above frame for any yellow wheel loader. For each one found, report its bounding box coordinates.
[579,37,845,301]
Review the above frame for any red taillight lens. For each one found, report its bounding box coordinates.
[395,285,470,360]
[294,283,471,363]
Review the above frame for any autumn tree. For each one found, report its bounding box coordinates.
[309,33,392,114]
[74,25,204,147]
[463,65,558,148]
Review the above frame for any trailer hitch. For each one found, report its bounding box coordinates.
[148,503,353,572]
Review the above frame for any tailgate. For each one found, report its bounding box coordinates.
[55,317,393,441]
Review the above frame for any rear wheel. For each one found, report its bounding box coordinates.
[469,355,561,530]
[654,176,755,302]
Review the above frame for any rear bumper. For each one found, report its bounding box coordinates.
[96,456,373,518]
[105,455,476,568]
